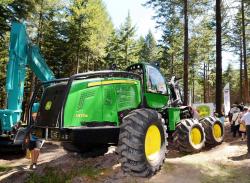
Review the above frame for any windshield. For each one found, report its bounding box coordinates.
[146,65,167,94]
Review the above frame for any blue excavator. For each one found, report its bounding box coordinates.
[0,22,55,149]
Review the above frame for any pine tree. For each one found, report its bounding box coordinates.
[67,0,113,72]
[215,0,222,114]
[105,12,138,69]
[241,0,249,103]
[117,12,138,68]
[139,30,158,62]
[0,0,36,38]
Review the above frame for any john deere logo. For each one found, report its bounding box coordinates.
[45,101,52,110]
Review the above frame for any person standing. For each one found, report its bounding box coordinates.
[23,126,45,169]
[239,107,248,140]
[241,107,250,157]
[229,105,241,137]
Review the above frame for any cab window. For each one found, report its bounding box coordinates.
[146,66,167,94]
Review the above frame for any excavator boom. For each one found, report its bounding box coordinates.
[0,22,54,134]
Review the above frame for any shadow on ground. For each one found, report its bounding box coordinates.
[40,142,60,153]
[229,153,250,161]
[1,145,120,183]
[0,151,25,161]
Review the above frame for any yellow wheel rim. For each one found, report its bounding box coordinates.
[191,127,202,145]
[145,125,161,161]
[213,123,222,139]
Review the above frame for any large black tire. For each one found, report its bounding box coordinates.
[117,108,167,177]
[200,117,224,145]
[173,119,205,153]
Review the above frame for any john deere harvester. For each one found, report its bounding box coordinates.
[29,63,224,177]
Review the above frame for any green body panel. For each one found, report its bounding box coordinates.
[144,93,168,109]
[168,107,180,131]
[64,79,103,127]
[102,85,118,123]
[64,78,141,127]
[115,83,141,112]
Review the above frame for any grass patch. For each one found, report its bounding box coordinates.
[26,167,67,183]
[201,165,250,183]
[0,165,12,172]
[78,166,103,179]
[25,165,105,183]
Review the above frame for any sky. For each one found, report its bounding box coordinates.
[103,0,161,40]
[103,0,239,71]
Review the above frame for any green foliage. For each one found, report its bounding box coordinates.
[0,0,13,5]
[105,12,139,69]
[0,165,11,172]
[139,30,159,62]
[0,32,9,107]
[0,0,115,108]
[223,64,241,103]
[0,0,36,38]
[144,0,247,104]
[25,165,104,183]
[144,0,184,77]
[0,0,249,106]
[117,12,138,67]
[66,0,113,72]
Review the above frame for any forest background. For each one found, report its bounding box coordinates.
[0,0,249,109]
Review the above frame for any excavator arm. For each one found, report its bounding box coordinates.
[0,22,55,134]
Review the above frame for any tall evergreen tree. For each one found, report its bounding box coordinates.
[66,0,113,72]
[230,10,244,102]
[118,12,138,67]
[183,0,189,105]
[215,0,222,114]
[139,30,158,62]
[105,12,138,69]
[241,0,249,103]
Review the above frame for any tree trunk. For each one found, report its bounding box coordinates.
[240,33,243,102]
[192,63,195,104]
[171,53,174,76]
[207,63,210,102]
[183,0,189,105]
[215,0,222,115]
[86,52,89,72]
[76,18,82,74]
[125,42,128,66]
[241,0,249,103]
[204,63,207,103]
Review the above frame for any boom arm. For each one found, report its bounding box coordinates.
[0,22,55,132]
[28,45,55,82]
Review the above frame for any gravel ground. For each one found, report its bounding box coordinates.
[1,122,250,183]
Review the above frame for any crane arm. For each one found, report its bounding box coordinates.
[28,45,55,82]
[0,22,55,132]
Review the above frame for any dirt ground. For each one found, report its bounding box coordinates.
[1,122,250,183]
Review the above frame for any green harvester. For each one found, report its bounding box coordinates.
[30,63,224,177]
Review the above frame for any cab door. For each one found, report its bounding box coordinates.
[144,65,168,109]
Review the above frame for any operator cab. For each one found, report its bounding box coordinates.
[127,63,168,109]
